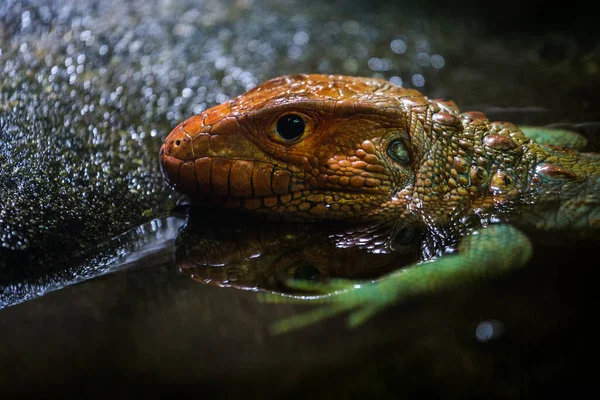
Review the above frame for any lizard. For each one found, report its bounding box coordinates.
[159,74,600,332]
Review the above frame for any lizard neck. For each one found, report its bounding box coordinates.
[521,144,600,233]
[374,98,539,229]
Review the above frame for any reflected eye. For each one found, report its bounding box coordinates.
[292,262,320,281]
[276,114,305,141]
[387,140,410,163]
[394,227,417,245]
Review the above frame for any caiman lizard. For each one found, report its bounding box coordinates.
[160,74,599,331]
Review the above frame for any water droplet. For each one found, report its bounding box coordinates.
[181,87,193,98]
[415,39,430,53]
[368,57,383,71]
[287,46,302,60]
[411,74,425,87]
[476,320,505,342]
[416,53,431,67]
[293,31,309,46]
[389,75,403,86]
[390,39,407,54]
[431,54,445,69]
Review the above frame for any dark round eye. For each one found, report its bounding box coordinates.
[388,140,410,163]
[292,262,320,281]
[394,227,417,245]
[276,114,305,141]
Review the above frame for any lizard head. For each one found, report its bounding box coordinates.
[160,74,428,220]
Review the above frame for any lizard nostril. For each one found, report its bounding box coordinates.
[175,140,181,146]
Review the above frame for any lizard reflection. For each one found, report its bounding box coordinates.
[175,207,422,293]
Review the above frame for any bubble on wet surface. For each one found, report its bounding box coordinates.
[389,76,403,86]
[390,39,407,54]
[415,39,431,53]
[368,57,393,72]
[416,53,431,67]
[412,74,425,87]
[293,31,310,46]
[431,54,445,69]
[475,320,505,342]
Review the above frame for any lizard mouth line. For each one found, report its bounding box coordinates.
[161,154,391,201]
[182,190,388,219]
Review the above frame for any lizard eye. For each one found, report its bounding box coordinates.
[388,140,410,163]
[276,114,305,141]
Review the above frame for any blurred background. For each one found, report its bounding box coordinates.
[1,0,598,398]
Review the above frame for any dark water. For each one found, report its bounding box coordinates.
[1,0,599,397]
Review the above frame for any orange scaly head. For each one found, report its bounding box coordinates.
[160,74,423,220]
[160,74,542,224]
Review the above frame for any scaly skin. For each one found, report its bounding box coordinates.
[160,74,600,331]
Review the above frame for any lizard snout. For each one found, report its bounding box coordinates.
[159,122,195,189]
